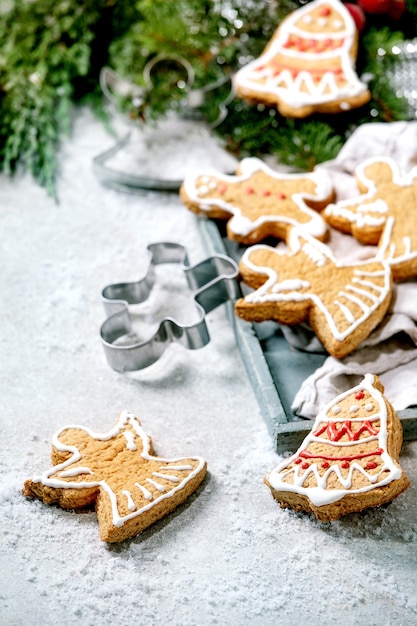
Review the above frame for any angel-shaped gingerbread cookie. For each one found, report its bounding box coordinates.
[234,0,370,117]
[180,157,333,244]
[265,374,410,521]
[23,411,207,542]
[235,229,392,358]
[324,156,417,281]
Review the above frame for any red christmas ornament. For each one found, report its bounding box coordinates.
[389,0,407,19]
[357,0,393,14]
[345,3,366,31]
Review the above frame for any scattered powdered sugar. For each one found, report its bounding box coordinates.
[103,112,238,182]
[1,109,417,625]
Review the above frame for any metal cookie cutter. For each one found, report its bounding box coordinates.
[93,57,235,193]
[100,242,241,372]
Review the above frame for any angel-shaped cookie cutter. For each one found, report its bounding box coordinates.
[94,57,235,192]
[99,55,234,128]
[100,242,242,371]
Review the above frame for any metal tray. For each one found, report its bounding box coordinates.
[198,217,417,454]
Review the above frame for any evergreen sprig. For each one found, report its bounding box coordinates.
[106,0,415,172]
[0,0,136,197]
[0,0,416,195]
[361,27,411,122]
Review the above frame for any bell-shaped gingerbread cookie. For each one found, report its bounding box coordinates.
[265,374,410,521]
[234,0,370,117]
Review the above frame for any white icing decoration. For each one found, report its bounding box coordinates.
[302,241,326,266]
[272,279,310,292]
[228,215,255,237]
[377,215,417,268]
[146,478,166,492]
[152,472,179,483]
[337,290,369,314]
[365,403,373,411]
[268,374,403,506]
[234,0,369,109]
[123,431,137,451]
[358,200,388,214]
[122,490,136,511]
[29,411,205,529]
[349,404,359,413]
[334,300,355,323]
[325,201,387,227]
[59,467,94,478]
[332,405,341,414]
[352,276,386,293]
[135,482,153,501]
[346,283,379,304]
[159,464,193,471]
[182,157,331,239]
[241,230,391,342]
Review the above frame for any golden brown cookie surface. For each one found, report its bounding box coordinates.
[23,412,207,542]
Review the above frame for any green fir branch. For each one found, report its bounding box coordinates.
[0,0,416,195]
[0,0,134,196]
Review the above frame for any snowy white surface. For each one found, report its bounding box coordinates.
[1,109,417,626]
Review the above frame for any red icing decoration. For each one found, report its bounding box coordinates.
[294,458,302,465]
[321,461,330,469]
[277,193,287,200]
[341,461,350,469]
[301,462,310,469]
[218,183,228,195]
[262,190,272,197]
[268,58,346,84]
[355,391,365,400]
[320,6,332,16]
[245,187,255,195]
[365,461,378,470]
[281,36,344,53]
[313,420,379,442]
[300,448,384,462]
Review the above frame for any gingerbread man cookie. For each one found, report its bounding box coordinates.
[324,156,417,281]
[180,157,333,244]
[234,0,370,117]
[265,374,410,521]
[23,412,207,542]
[235,229,392,358]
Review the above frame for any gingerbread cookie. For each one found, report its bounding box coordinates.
[23,411,207,542]
[235,229,392,358]
[265,374,410,521]
[180,157,333,244]
[323,156,417,281]
[234,0,371,118]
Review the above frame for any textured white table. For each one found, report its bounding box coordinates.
[1,109,417,626]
